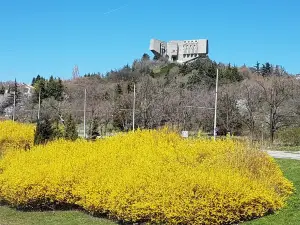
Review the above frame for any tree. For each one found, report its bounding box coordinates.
[222,66,243,83]
[127,83,134,93]
[273,65,288,76]
[238,80,264,141]
[32,75,42,86]
[142,53,150,61]
[153,55,160,60]
[115,84,123,98]
[34,116,53,145]
[0,85,5,95]
[55,78,64,101]
[258,76,295,143]
[255,61,260,74]
[64,114,78,141]
[217,85,242,135]
[261,62,272,76]
[12,79,21,100]
[33,77,47,103]
[89,117,100,139]
[46,76,64,101]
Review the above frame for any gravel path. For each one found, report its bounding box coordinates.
[267,150,300,160]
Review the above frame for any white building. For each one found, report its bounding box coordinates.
[150,38,208,64]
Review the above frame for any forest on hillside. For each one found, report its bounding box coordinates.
[1,54,299,144]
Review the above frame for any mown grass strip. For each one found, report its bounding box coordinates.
[0,206,117,225]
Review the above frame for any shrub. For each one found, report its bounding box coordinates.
[278,127,300,146]
[0,120,34,154]
[0,128,293,224]
[34,117,53,145]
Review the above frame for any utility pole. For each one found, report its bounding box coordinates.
[83,88,87,138]
[213,68,219,141]
[12,91,16,121]
[37,90,41,120]
[132,83,136,132]
[261,123,264,147]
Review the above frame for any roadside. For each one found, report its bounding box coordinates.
[266,150,300,160]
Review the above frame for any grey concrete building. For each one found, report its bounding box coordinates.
[150,38,208,64]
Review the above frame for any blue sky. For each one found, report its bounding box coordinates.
[0,0,299,83]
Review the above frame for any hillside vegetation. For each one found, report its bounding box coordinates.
[1,56,300,144]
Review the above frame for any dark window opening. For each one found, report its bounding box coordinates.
[172,56,178,61]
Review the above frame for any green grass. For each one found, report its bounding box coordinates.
[0,207,117,225]
[244,159,300,225]
[0,159,299,225]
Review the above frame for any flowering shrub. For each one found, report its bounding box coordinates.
[0,128,293,224]
[0,120,34,154]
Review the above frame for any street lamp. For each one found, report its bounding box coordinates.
[213,68,219,140]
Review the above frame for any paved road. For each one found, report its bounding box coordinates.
[267,151,300,160]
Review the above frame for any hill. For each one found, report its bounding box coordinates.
[0,55,298,143]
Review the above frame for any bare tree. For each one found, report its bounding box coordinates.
[217,84,242,135]
[257,76,296,143]
[238,79,264,141]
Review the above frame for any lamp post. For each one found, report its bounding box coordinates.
[12,91,16,121]
[132,83,136,132]
[83,88,87,138]
[213,68,219,141]
[37,89,41,120]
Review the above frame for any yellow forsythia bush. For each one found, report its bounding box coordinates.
[0,129,294,224]
[0,120,34,153]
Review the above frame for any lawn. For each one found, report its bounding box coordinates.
[0,207,117,225]
[0,159,299,225]
[244,159,300,225]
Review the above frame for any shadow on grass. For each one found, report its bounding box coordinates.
[0,200,125,224]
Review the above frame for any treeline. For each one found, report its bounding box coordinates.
[31,75,64,102]
[15,55,300,144]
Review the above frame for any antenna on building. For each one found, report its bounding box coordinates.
[72,65,80,79]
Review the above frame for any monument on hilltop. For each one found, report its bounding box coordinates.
[150,38,208,64]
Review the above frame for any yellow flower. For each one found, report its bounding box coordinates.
[0,126,294,224]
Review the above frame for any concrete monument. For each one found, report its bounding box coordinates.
[150,38,208,64]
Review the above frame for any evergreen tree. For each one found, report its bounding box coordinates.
[262,62,272,76]
[12,79,18,94]
[46,75,56,97]
[34,116,53,145]
[33,79,46,103]
[36,74,41,82]
[31,77,36,86]
[11,78,21,104]
[153,55,160,60]
[142,53,150,61]
[255,61,260,74]
[115,84,123,97]
[52,121,64,139]
[46,76,64,101]
[127,83,134,93]
[89,117,100,140]
[0,85,5,95]
[64,114,78,141]
[55,78,64,101]
[222,66,243,82]
[32,75,42,86]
